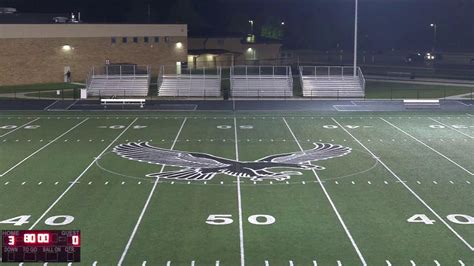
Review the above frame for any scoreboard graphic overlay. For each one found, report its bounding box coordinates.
[2,230,80,263]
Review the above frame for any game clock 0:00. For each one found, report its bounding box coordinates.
[1,230,80,263]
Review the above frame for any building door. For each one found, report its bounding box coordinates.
[64,66,71,82]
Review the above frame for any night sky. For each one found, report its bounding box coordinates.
[2,0,473,52]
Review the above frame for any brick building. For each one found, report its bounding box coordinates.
[0,24,187,85]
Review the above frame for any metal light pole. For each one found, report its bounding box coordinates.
[249,20,254,35]
[430,23,437,52]
[353,0,358,77]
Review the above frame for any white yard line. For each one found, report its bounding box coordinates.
[332,117,474,251]
[428,117,474,139]
[66,100,80,110]
[0,118,40,138]
[283,118,367,266]
[381,118,473,176]
[28,118,138,229]
[0,118,89,177]
[234,116,245,266]
[117,118,187,266]
[43,100,59,110]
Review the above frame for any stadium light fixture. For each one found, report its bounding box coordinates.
[62,45,72,51]
[281,21,285,26]
[249,20,254,34]
[176,42,183,49]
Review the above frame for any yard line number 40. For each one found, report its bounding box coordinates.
[408,214,474,225]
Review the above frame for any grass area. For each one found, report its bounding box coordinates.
[366,81,474,99]
[0,112,472,265]
[0,83,84,94]
[23,89,79,99]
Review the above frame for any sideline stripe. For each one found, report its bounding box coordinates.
[428,117,473,139]
[332,118,474,251]
[0,118,40,138]
[234,117,245,266]
[381,118,473,176]
[28,118,138,229]
[283,118,367,266]
[117,118,187,266]
[0,118,89,177]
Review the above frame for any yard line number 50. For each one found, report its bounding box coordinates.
[206,214,275,225]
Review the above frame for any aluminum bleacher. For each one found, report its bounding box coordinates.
[86,65,150,97]
[157,66,222,97]
[300,66,366,98]
[230,66,293,97]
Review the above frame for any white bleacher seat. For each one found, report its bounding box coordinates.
[158,74,221,97]
[230,66,293,97]
[300,66,366,98]
[404,99,440,108]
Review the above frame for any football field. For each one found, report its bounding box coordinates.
[0,111,473,265]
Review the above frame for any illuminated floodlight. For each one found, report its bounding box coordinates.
[62,45,72,51]
[176,42,183,49]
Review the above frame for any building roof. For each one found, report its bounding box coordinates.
[0,12,69,23]
[0,24,188,38]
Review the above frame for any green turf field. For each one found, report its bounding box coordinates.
[0,112,473,265]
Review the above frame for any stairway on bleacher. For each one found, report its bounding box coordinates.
[300,66,365,98]
[230,66,293,97]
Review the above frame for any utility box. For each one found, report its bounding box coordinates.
[80,89,87,99]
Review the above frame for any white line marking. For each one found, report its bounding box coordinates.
[459,260,465,266]
[142,261,146,266]
[332,118,474,251]
[381,118,473,176]
[385,260,391,266]
[166,261,171,266]
[265,260,269,266]
[0,118,40,138]
[65,99,79,110]
[289,260,294,266]
[312,260,317,266]
[215,260,220,266]
[434,260,440,266]
[283,118,367,265]
[0,118,88,177]
[28,118,138,230]
[191,261,195,266]
[43,100,59,110]
[92,261,97,266]
[410,260,416,266]
[429,118,473,139]
[118,118,187,266]
[337,261,342,266]
[234,116,245,266]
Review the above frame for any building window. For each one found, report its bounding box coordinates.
[164,37,170,43]
[111,37,116,44]
[133,37,138,43]
[154,36,160,43]
[122,37,128,43]
[144,37,149,43]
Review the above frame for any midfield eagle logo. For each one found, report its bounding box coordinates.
[113,142,351,181]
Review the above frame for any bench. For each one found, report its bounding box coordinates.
[403,99,440,109]
[101,98,146,108]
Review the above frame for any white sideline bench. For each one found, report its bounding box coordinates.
[101,98,146,108]
[404,99,440,108]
